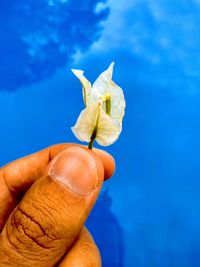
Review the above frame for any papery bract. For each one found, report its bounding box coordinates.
[71,62,125,147]
[71,69,92,106]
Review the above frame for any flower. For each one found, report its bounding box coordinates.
[71,62,126,148]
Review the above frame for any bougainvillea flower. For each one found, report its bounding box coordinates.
[71,62,126,148]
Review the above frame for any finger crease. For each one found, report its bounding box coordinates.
[17,207,47,237]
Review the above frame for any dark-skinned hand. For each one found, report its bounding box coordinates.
[0,144,115,266]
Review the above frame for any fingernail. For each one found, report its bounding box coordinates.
[49,147,100,196]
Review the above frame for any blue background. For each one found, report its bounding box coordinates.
[0,1,200,266]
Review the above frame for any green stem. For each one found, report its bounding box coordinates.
[88,128,97,150]
[88,102,102,150]
[88,139,95,149]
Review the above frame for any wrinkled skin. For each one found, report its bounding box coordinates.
[0,143,115,266]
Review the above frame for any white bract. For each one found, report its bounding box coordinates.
[71,62,125,147]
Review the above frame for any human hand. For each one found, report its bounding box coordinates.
[0,144,115,266]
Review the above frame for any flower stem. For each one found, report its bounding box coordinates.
[88,139,95,149]
[88,103,101,150]
[88,127,97,150]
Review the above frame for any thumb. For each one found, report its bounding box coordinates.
[0,146,114,267]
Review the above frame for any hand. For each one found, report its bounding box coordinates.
[0,144,115,266]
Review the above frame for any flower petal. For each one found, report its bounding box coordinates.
[96,108,122,146]
[90,63,126,124]
[90,62,115,101]
[71,69,92,106]
[71,101,100,142]
[109,80,126,122]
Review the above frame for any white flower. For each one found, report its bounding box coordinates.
[71,62,126,147]
[71,69,91,107]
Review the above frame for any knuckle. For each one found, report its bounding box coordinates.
[7,201,60,251]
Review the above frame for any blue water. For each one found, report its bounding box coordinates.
[0,1,200,266]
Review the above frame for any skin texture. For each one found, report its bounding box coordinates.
[0,143,115,266]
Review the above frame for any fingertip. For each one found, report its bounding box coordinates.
[93,148,115,180]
